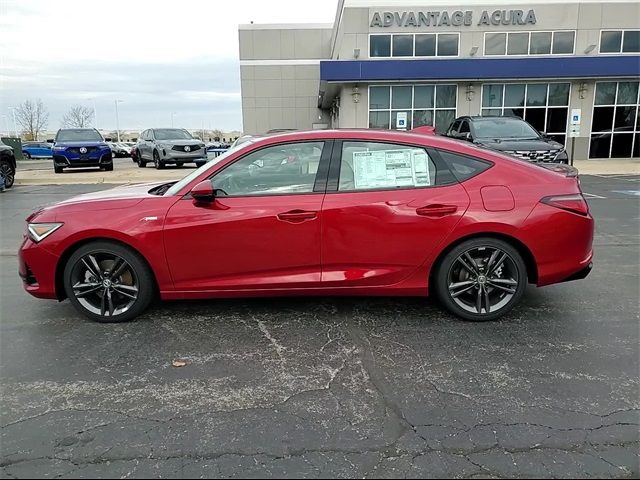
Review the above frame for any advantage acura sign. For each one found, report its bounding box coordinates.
[370,9,537,28]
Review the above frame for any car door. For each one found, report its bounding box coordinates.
[163,140,332,291]
[320,140,470,287]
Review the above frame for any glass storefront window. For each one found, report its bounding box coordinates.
[600,31,623,53]
[485,33,506,55]
[623,31,640,53]
[600,30,640,54]
[485,31,574,56]
[482,82,570,146]
[415,34,436,56]
[552,31,574,54]
[529,32,552,54]
[370,35,391,57]
[369,84,457,133]
[437,34,459,56]
[392,35,413,57]
[590,81,640,159]
[370,34,459,58]
[507,33,529,55]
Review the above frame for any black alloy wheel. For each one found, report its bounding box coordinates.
[63,241,155,323]
[435,238,527,321]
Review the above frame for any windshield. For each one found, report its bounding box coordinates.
[164,140,257,196]
[56,129,103,142]
[474,119,540,139]
[154,129,192,141]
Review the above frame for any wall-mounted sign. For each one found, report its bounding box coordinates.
[370,9,537,28]
[396,112,408,130]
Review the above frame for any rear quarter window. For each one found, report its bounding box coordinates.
[437,150,493,182]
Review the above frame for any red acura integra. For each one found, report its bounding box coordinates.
[19,129,594,323]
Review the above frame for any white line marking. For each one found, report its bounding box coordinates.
[583,192,607,199]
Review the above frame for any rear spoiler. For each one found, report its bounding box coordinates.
[538,163,579,177]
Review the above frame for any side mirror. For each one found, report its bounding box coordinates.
[191,180,215,203]
[104,137,112,142]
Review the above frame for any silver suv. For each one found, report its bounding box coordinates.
[136,128,207,169]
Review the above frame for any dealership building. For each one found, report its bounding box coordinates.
[239,0,640,160]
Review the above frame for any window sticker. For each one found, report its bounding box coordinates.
[352,149,431,189]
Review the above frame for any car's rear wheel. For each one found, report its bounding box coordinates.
[176,162,184,167]
[24,152,31,159]
[434,238,527,321]
[153,150,164,169]
[63,241,155,323]
[103,163,113,171]
[0,159,15,188]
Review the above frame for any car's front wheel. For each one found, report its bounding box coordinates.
[434,238,527,321]
[153,150,164,169]
[24,152,31,159]
[0,159,15,188]
[63,241,155,323]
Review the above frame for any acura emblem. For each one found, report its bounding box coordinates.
[79,147,87,154]
[184,146,191,152]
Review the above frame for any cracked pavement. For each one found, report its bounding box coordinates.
[1,176,638,478]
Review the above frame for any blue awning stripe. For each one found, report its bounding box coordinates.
[320,56,640,82]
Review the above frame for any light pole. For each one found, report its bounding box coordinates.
[114,99,123,142]
[89,97,98,130]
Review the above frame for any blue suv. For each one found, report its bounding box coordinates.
[52,128,113,173]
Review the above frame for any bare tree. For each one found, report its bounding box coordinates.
[212,129,224,142]
[15,99,49,140]
[61,105,94,128]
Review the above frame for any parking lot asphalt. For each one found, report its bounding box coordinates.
[0,176,638,478]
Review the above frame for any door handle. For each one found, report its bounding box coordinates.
[277,210,318,223]
[416,204,458,217]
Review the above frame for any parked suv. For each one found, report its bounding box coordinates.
[0,140,16,188]
[136,128,207,169]
[52,128,113,173]
[445,116,569,163]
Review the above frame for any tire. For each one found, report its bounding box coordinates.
[195,162,205,168]
[54,166,64,174]
[24,152,31,159]
[63,241,155,323]
[153,150,164,169]
[434,238,527,322]
[103,163,113,171]
[0,159,15,188]
[176,162,184,167]
[137,159,147,168]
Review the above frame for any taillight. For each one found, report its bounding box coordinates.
[541,194,589,216]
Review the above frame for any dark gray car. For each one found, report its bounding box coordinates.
[445,116,569,163]
[136,128,207,169]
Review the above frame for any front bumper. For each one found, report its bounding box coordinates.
[18,237,60,299]
[53,152,112,168]
[160,149,206,162]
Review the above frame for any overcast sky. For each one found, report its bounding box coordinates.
[0,0,337,133]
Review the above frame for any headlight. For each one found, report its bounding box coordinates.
[27,223,63,243]
[555,150,568,162]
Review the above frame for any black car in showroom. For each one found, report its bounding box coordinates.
[445,116,569,163]
[0,139,16,188]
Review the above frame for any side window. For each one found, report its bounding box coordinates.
[338,141,437,191]
[141,130,148,140]
[212,142,324,196]
[449,120,461,135]
[438,150,493,182]
[459,121,470,133]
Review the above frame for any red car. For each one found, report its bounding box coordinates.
[19,129,593,323]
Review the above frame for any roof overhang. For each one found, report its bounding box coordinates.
[320,55,640,82]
